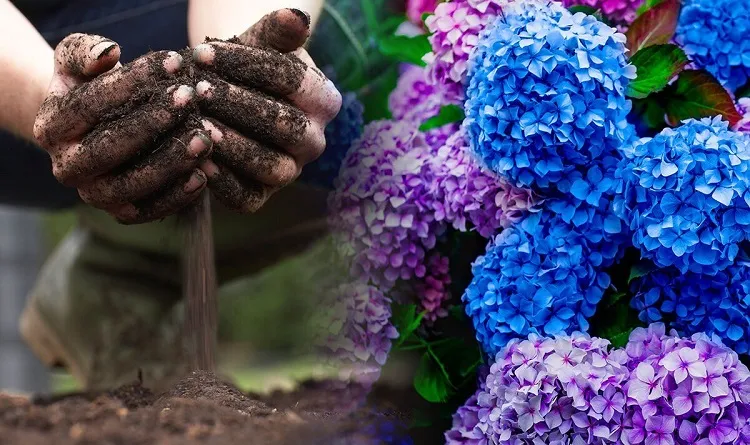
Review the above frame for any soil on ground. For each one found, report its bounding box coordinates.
[0,372,428,445]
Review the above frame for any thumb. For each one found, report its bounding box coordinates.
[239,8,311,53]
[50,33,120,94]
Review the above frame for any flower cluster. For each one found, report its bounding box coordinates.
[423,0,506,95]
[464,0,636,190]
[446,325,750,444]
[301,91,364,189]
[389,65,460,124]
[462,203,622,356]
[675,0,750,92]
[616,116,750,275]
[433,129,537,238]
[561,0,644,25]
[631,264,750,355]
[416,253,452,322]
[328,120,447,287]
[314,282,399,386]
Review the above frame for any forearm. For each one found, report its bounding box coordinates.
[187,0,325,46]
[0,0,54,142]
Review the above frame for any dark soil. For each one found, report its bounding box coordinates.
[0,372,420,445]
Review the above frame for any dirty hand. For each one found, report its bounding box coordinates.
[33,34,213,224]
[192,8,342,213]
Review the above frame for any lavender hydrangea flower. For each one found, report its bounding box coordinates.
[675,0,750,92]
[447,326,750,444]
[736,97,750,133]
[464,0,636,190]
[432,130,537,238]
[622,324,750,445]
[301,91,364,189]
[446,332,630,444]
[423,0,507,95]
[388,64,461,123]
[630,264,750,354]
[616,116,750,275]
[416,253,452,322]
[314,282,399,386]
[328,120,448,288]
[562,0,644,25]
[462,202,623,356]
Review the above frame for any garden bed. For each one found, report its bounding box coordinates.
[0,372,427,444]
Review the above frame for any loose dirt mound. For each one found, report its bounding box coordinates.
[0,372,412,445]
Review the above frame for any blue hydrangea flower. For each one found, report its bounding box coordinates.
[300,91,364,189]
[616,116,750,275]
[462,202,623,356]
[631,264,750,354]
[676,0,750,92]
[464,0,636,190]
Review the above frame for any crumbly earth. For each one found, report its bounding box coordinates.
[0,372,415,445]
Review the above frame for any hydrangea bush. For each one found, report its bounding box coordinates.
[317,0,750,442]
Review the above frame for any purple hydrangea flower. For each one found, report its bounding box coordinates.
[675,0,750,92]
[432,129,537,238]
[561,0,644,25]
[423,0,507,95]
[446,332,630,444]
[615,116,750,275]
[314,282,399,386]
[464,0,636,190]
[736,98,750,133]
[447,326,750,444]
[415,253,452,322]
[630,264,750,355]
[388,64,461,123]
[328,120,448,288]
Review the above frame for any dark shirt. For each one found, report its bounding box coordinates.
[11,0,67,16]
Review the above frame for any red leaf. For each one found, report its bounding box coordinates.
[665,70,742,127]
[626,0,681,54]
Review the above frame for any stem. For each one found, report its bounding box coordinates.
[182,190,218,372]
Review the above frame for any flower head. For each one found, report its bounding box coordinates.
[464,1,636,190]
[389,64,461,124]
[561,0,644,25]
[676,0,750,92]
[616,116,750,275]
[432,129,537,238]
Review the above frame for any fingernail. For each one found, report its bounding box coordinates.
[183,171,206,193]
[289,8,311,27]
[91,41,117,60]
[196,81,213,98]
[192,44,215,65]
[188,133,212,157]
[201,119,223,142]
[200,159,221,177]
[163,51,183,73]
[172,85,194,107]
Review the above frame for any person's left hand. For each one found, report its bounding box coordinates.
[191,9,342,213]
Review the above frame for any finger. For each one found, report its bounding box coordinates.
[35,50,184,148]
[200,159,275,213]
[53,33,121,85]
[195,79,325,163]
[111,169,207,225]
[201,119,298,186]
[52,85,195,186]
[192,42,341,121]
[78,129,213,208]
[238,8,311,52]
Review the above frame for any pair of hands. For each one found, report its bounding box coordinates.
[33,9,341,224]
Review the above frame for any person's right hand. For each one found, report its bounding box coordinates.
[33,34,213,224]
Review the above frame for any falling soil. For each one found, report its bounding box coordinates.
[0,373,421,445]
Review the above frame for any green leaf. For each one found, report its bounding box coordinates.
[664,70,742,127]
[636,0,667,16]
[431,338,482,379]
[391,303,425,348]
[631,96,669,131]
[378,34,431,67]
[602,291,629,310]
[736,82,750,99]
[627,44,688,99]
[360,64,400,122]
[629,260,656,283]
[609,330,634,348]
[414,352,453,403]
[626,0,681,54]
[376,15,407,37]
[419,105,465,131]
